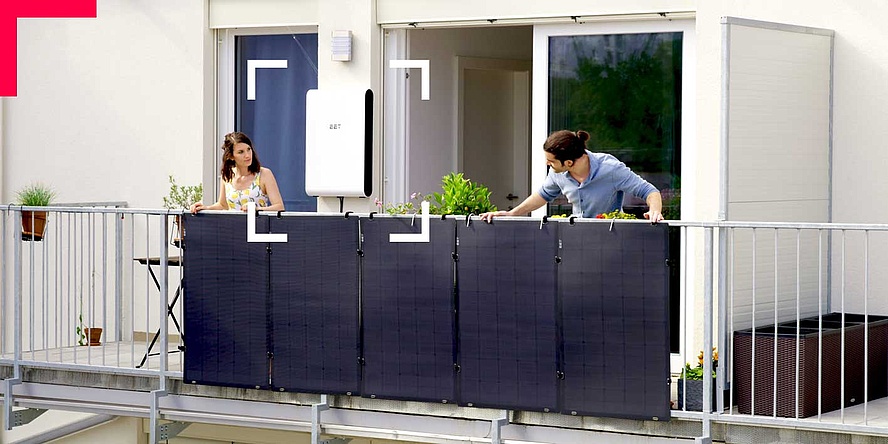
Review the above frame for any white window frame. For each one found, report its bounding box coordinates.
[215,25,318,198]
[533,20,697,371]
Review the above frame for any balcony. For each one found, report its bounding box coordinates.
[3,206,888,443]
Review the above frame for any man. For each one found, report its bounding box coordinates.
[480,129,663,223]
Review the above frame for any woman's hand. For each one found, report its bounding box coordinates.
[190,202,204,214]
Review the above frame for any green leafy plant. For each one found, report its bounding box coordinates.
[681,347,718,380]
[594,209,638,220]
[162,175,203,210]
[15,183,56,206]
[427,172,497,215]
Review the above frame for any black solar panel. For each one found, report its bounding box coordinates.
[456,219,558,411]
[558,221,670,420]
[182,213,270,389]
[360,217,456,402]
[269,215,361,394]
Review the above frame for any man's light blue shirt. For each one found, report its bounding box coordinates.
[538,150,658,217]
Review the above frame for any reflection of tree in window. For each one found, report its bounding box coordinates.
[548,33,681,219]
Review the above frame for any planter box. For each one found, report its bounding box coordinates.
[677,378,715,411]
[734,313,888,417]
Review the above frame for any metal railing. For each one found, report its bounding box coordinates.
[5,207,888,440]
[1,205,183,379]
[672,220,888,440]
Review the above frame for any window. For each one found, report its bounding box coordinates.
[219,28,319,211]
[547,32,682,219]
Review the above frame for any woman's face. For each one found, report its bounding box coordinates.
[232,142,253,168]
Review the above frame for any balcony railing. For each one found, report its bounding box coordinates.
[4,206,888,442]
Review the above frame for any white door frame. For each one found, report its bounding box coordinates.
[455,56,532,202]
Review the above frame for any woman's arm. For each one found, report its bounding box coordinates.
[190,178,227,213]
[258,168,285,211]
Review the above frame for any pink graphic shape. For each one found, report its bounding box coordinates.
[1,0,97,97]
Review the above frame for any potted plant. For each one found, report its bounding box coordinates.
[15,183,56,241]
[677,347,718,411]
[426,172,496,215]
[75,271,103,346]
[162,175,203,246]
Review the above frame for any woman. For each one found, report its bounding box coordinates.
[190,132,285,213]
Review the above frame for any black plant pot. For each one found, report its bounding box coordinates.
[677,378,717,411]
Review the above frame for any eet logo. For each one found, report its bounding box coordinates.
[1,0,97,97]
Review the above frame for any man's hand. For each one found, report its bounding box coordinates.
[479,210,511,223]
[644,209,664,224]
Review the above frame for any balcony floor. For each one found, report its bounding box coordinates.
[1,340,183,373]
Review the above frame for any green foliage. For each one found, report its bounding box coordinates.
[375,192,425,215]
[75,312,86,346]
[162,175,203,210]
[680,348,718,380]
[15,183,56,206]
[595,209,637,220]
[427,172,497,215]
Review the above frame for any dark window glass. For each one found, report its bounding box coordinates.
[236,34,319,211]
[547,32,681,220]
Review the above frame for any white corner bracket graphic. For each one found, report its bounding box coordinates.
[389,59,430,100]
[247,202,288,243]
[390,201,430,243]
[247,59,288,100]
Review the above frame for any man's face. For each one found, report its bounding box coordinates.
[545,152,573,173]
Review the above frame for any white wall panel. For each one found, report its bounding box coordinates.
[209,0,318,28]
[723,19,833,329]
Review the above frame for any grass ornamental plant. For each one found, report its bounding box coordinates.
[16,183,57,206]
[163,175,203,210]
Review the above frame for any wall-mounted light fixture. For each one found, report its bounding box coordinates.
[332,30,352,62]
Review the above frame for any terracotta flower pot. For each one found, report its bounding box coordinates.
[85,327,103,346]
[21,210,48,241]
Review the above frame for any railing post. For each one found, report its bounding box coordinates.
[698,226,714,444]
[115,211,123,342]
[312,394,330,444]
[159,214,169,387]
[717,225,727,415]
[4,209,23,431]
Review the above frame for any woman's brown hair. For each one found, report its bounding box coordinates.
[220,132,261,182]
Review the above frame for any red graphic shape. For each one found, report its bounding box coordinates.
[1,1,97,97]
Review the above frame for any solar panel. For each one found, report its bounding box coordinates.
[360,217,456,403]
[558,221,670,420]
[456,219,558,411]
[269,215,361,394]
[182,213,270,389]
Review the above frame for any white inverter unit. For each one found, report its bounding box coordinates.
[305,88,373,197]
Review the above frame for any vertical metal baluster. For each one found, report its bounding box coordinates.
[729,227,735,414]
[795,229,800,419]
[751,228,757,416]
[103,213,108,367]
[772,229,779,418]
[29,210,35,361]
[840,229,846,423]
[130,214,136,368]
[818,229,823,421]
[864,230,869,424]
[681,225,688,411]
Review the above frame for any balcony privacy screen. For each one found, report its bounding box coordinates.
[183,214,670,420]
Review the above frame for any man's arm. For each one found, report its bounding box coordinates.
[643,191,663,223]
[480,193,547,222]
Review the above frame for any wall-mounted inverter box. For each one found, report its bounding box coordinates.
[305,88,373,197]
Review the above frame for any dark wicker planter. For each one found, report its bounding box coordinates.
[734,313,888,417]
